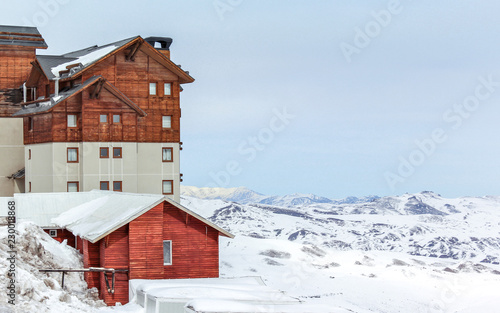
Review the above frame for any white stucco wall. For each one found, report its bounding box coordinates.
[0,118,25,196]
[25,142,181,202]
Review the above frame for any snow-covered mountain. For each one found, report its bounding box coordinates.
[179,189,500,312]
[182,190,500,263]
[180,186,378,207]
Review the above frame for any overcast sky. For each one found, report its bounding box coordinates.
[3,1,500,198]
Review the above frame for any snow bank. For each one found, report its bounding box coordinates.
[0,221,106,312]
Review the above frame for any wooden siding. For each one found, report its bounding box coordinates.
[99,225,129,306]
[128,203,164,280]
[0,47,36,116]
[162,202,220,279]
[82,240,101,292]
[25,46,182,144]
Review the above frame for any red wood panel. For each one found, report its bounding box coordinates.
[128,203,164,280]
[22,46,184,144]
[82,240,101,292]
[162,202,220,279]
[99,225,130,305]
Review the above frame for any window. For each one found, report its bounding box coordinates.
[162,116,171,128]
[164,83,171,96]
[100,147,109,158]
[162,148,173,162]
[29,182,31,192]
[28,117,34,131]
[67,114,77,127]
[149,82,157,95]
[163,240,172,265]
[100,181,109,190]
[113,181,122,192]
[162,180,173,195]
[100,114,108,123]
[48,229,57,238]
[113,147,122,158]
[113,114,121,124]
[67,148,78,163]
[28,149,31,160]
[67,181,79,192]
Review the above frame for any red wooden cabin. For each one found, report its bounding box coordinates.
[51,191,234,305]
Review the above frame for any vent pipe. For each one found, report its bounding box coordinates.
[23,82,27,103]
[54,78,60,97]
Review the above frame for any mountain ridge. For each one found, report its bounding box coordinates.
[180,185,379,207]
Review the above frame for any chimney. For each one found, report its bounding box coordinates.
[144,37,173,59]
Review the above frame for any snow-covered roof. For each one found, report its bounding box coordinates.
[50,191,234,243]
[3,191,233,242]
[13,76,101,116]
[36,36,138,80]
[130,277,302,311]
[33,35,194,84]
[52,191,165,243]
[12,192,103,228]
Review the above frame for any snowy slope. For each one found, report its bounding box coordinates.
[181,191,500,312]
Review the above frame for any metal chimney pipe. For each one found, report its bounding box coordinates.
[54,78,60,97]
[23,83,27,103]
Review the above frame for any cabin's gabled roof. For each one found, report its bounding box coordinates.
[0,25,48,49]
[51,191,234,243]
[33,36,194,84]
[5,191,234,240]
[12,76,146,117]
[37,36,139,80]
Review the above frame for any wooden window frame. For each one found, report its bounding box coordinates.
[48,229,57,237]
[162,180,173,195]
[112,114,121,124]
[113,181,122,192]
[149,82,157,96]
[164,82,172,96]
[67,181,79,192]
[67,114,77,128]
[163,240,172,265]
[100,181,109,191]
[100,114,108,123]
[162,116,172,128]
[100,147,109,158]
[113,147,122,158]
[162,147,173,162]
[67,147,79,163]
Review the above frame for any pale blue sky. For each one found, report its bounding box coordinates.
[3,1,500,198]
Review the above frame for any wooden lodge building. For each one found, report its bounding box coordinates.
[0,25,194,202]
